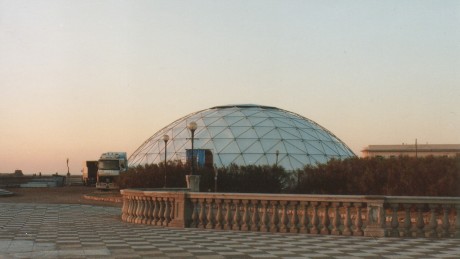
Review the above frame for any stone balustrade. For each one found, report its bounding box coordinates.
[120,189,460,238]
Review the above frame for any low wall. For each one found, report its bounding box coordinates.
[120,189,460,238]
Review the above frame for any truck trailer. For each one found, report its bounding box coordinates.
[82,161,98,186]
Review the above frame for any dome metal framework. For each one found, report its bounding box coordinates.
[129,104,355,171]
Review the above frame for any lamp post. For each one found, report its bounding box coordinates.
[187,121,197,175]
[275,150,279,166]
[163,134,169,188]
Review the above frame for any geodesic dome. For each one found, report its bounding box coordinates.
[129,104,355,171]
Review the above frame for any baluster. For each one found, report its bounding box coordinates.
[190,198,199,228]
[415,204,425,237]
[141,196,150,224]
[389,203,400,237]
[198,198,207,228]
[270,201,279,232]
[142,196,150,224]
[441,205,450,237]
[121,195,128,221]
[134,196,142,223]
[125,196,132,222]
[454,205,460,238]
[290,201,299,233]
[251,200,260,232]
[159,198,166,226]
[260,201,270,232]
[320,202,330,235]
[310,202,320,234]
[152,197,159,225]
[331,202,341,235]
[170,198,175,221]
[146,197,154,225]
[232,199,241,231]
[299,201,309,234]
[279,201,289,233]
[224,200,233,230]
[401,204,412,237]
[425,204,438,238]
[164,198,171,226]
[241,200,250,231]
[342,203,352,236]
[215,199,224,229]
[353,203,363,236]
[129,196,138,223]
[206,199,215,229]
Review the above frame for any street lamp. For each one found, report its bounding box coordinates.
[187,121,197,175]
[163,134,169,188]
[275,150,279,166]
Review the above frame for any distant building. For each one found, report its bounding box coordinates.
[361,144,460,158]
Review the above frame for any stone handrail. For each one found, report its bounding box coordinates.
[120,189,460,238]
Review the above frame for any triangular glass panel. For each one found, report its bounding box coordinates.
[261,129,281,139]
[230,126,250,138]
[252,126,273,138]
[220,141,241,154]
[284,140,307,154]
[279,127,301,139]
[244,140,264,154]
[244,154,262,165]
[305,141,325,154]
[224,116,244,126]
[212,139,232,152]
[237,128,258,139]
[235,139,256,153]
[260,139,279,153]
[214,128,234,139]
[299,130,319,141]
[209,126,230,138]
[255,118,275,127]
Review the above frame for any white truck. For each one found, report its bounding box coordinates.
[96,152,127,190]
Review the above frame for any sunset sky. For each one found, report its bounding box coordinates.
[1,0,459,174]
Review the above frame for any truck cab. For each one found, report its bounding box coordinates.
[96,152,127,190]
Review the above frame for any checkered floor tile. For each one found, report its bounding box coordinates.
[1,202,459,258]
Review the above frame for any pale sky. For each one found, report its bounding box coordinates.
[1,0,459,174]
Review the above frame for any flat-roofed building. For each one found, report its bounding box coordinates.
[361,144,460,158]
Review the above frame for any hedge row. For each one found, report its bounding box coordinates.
[117,156,460,196]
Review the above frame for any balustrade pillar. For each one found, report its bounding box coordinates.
[310,202,320,234]
[206,199,215,229]
[364,199,385,237]
[241,200,251,231]
[232,199,241,231]
[251,200,260,232]
[190,198,199,228]
[270,201,279,233]
[425,204,439,238]
[320,202,330,235]
[441,205,450,237]
[279,201,289,233]
[402,204,412,237]
[164,198,171,226]
[290,201,299,233]
[454,205,460,238]
[415,204,425,237]
[331,202,341,235]
[342,203,352,236]
[153,197,160,226]
[198,199,207,228]
[215,199,224,230]
[260,201,270,232]
[224,200,233,230]
[389,203,400,237]
[299,202,309,234]
[353,203,363,236]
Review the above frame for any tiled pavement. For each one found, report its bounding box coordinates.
[1,203,459,259]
